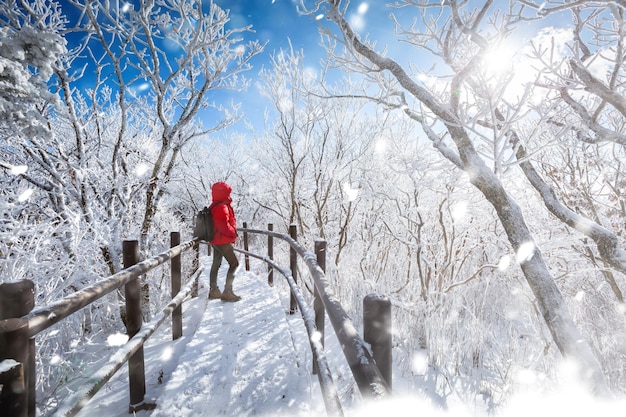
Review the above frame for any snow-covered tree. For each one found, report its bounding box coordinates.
[516,2,626,276]
[299,0,626,395]
[0,0,65,140]
[2,0,263,273]
[0,0,263,408]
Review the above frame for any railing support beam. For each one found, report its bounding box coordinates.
[0,319,28,417]
[289,224,298,314]
[192,241,200,298]
[0,280,35,417]
[243,222,250,271]
[267,224,274,286]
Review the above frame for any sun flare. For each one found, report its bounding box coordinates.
[479,41,517,76]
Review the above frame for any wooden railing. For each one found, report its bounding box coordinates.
[239,224,392,413]
[0,232,202,417]
[0,225,393,417]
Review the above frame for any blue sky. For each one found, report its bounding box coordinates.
[215,0,322,56]
[214,0,387,60]
[211,0,389,133]
[60,1,562,135]
[213,0,330,133]
[58,0,390,134]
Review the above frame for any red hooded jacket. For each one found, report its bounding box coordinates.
[209,182,237,246]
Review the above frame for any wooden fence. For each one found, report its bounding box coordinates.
[0,232,200,417]
[239,225,392,405]
[0,225,393,417]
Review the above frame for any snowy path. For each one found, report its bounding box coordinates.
[146,265,322,417]
[75,257,324,417]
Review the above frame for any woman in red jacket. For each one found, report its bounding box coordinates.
[208,182,241,302]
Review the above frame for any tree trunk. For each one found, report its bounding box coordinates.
[467,159,609,395]
[321,0,610,394]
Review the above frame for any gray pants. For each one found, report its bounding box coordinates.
[210,243,239,292]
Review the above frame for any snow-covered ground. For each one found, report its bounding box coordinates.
[70,256,626,417]
[75,256,327,417]
[146,267,325,416]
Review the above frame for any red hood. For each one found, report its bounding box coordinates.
[211,181,232,204]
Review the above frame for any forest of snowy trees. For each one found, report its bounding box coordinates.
[1,0,625,413]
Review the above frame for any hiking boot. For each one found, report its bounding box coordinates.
[208,288,222,299]
[221,291,241,302]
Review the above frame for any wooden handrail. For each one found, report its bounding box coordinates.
[52,267,202,417]
[238,227,392,399]
[234,247,344,417]
[1,225,392,417]
[25,239,197,337]
[0,235,201,417]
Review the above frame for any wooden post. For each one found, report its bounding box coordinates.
[193,240,199,273]
[363,294,392,389]
[267,224,274,286]
[123,240,154,412]
[243,222,250,271]
[313,239,326,375]
[0,319,28,417]
[0,280,35,417]
[192,241,199,298]
[171,232,182,340]
[0,281,35,320]
[289,224,298,314]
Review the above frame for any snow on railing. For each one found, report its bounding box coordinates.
[239,225,392,407]
[0,232,201,417]
[1,225,392,417]
[235,247,344,417]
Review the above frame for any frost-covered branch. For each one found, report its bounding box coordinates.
[313,0,610,395]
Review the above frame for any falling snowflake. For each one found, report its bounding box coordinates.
[516,241,536,263]
[343,182,359,201]
[18,188,33,202]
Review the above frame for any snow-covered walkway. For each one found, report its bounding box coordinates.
[76,257,325,417]
[147,263,322,417]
